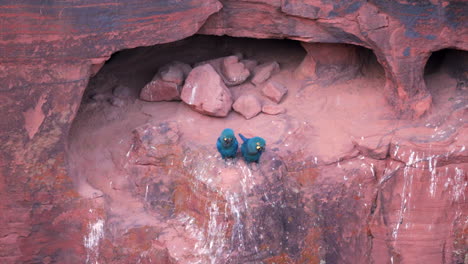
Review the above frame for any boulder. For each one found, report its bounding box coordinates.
[159,61,192,85]
[261,81,288,103]
[139,61,192,102]
[241,59,258,72]
[112,85,132,98]
[159,65,184,85]
[181,64,233,117]
[221,56,250,85]
[196,54,248,86]
[252,61,280,85]
[230,82,257,100]
[140,78,180,102]
[232,94,262,119]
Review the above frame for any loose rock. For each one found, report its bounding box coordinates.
[221,56,250,86]
[261,81,288,103]
[241,59,258,72]
[181,64,233,117]
[159,61,192,85]
[139,61,192,102]
[113,85,132,98]
[140,78,180,102]
[252,61,280,85]
[232,94,262,119]
[108,97,125,107]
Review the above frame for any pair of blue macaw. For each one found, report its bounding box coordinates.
[216,128,266,163]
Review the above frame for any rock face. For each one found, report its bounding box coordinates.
[65,95,468,264]
[0,1,222,263]
[0,1,467,264]
[181,64,233,117]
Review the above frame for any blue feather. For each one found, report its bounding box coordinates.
[239,133,248,142]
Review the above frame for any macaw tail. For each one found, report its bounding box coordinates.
[239,133,248,142]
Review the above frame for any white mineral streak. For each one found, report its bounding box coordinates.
[84,219,105,264]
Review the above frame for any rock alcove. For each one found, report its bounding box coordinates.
[65,35,466,264]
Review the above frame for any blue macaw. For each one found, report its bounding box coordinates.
[217,128,239,159]
[239,133,266,163]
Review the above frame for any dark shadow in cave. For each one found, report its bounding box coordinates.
[424,48,467,87]
[296,42,385,88]
[80,35,386,112]
[358,46,385,79]
[80,35,307,108]
[424,48,467,107]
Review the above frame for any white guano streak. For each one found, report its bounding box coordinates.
[189,84,198,105]
[84,219,105,264]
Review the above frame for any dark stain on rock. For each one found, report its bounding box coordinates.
[403,47,410,57]
[445,1,468,28]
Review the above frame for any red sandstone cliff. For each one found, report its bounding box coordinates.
[0,1,466,263]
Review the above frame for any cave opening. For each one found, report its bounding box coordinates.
[77,35,385,112]
[80,35,307,107]
[67,34,393,263]
[424,48,467,107]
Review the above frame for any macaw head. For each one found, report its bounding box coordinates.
[249,137,266,153]
[220,128,236,147]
